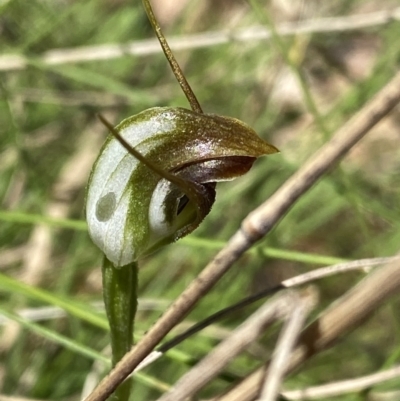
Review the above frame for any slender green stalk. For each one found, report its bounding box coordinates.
[102,257,138,401]
[142,0,203,114]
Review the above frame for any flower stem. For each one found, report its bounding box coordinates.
[102,256,138,401]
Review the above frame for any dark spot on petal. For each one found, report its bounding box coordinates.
[96,192,116,222]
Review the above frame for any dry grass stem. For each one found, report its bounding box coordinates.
[258,289,317,401]
[281,256,400,288]
[0,396,46,401]
[282,364,400,400]
[368,390,400,401]
[216,256,400,401]
[132,255,397,374]
[1,7,399,72]
[154,291,304,401]
[84,64,400,401]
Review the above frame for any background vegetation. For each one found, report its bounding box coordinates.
[1,0,400,400]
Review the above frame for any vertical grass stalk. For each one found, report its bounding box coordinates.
[102,257,138,401]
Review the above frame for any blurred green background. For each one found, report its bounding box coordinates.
[1,0,400,399]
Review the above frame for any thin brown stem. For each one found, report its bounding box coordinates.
[155,290,314,401]
[142,0,203,114]
[133,256,398,373]
[258,294,315,401]
[281,365,400,400]
[216,256,400,401]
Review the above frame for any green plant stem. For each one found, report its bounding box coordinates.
[102,256,138,401]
